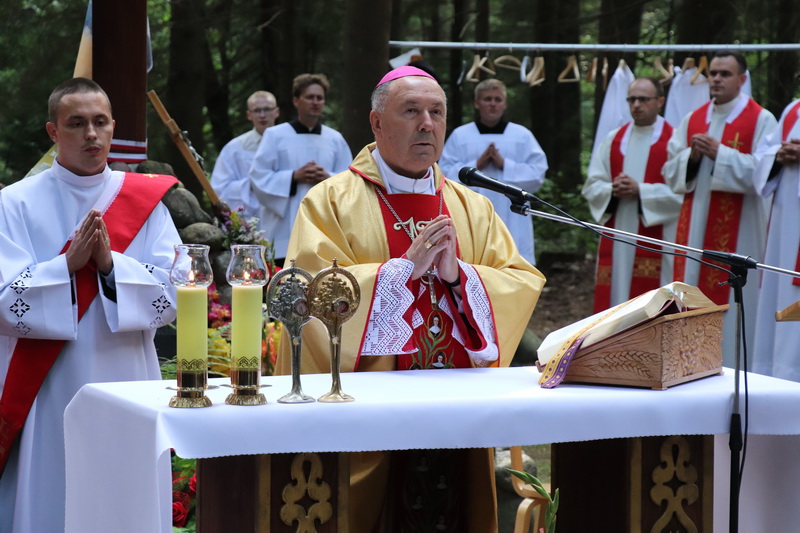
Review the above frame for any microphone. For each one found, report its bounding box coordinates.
[458,167,538,204]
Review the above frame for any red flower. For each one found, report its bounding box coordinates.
[172,491,190,527]
[188,474,197,498]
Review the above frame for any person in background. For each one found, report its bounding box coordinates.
[582,77,682,312]
[249,74,351,264]
[439,78,548,265]
[211,90,279,217]
[662,50,776,362]
[751,98,800,381]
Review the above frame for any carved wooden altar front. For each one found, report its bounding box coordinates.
[197,452,349,533]
[553,435,713,532]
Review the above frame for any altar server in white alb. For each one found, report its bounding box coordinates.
[249,73,352,262]
[211,90,279,217]
[0,78,179,533]
[439,78,548,264]
[751,99,800,381]
[583,77,683,313]
[662,51,775,363]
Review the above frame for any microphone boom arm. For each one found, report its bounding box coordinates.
[514,204,800,279]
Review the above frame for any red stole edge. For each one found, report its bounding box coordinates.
[675,98,761,304]
[594,122,671,312]
[0,172,178,474]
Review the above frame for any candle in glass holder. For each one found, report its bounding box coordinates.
[226,245,268,405]
[176,283,208,362]
[231,280,264,359]
[169,243,213,408]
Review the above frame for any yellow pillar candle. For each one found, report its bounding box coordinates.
[231,284,264,363]
[176,285,208,362]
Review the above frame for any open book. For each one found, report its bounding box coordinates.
[537,282,717,366]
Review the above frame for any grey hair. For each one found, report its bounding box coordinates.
[371,82,392,113]
[370,78,448,113]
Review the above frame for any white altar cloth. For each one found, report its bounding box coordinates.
[64,367,800,533]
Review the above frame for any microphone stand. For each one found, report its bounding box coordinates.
[510,202,800,533]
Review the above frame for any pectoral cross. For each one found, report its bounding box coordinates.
[392,217,430,241]
[728,133,744,150]
[421,271,438,310]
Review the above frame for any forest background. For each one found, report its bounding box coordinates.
[1,0,799,260]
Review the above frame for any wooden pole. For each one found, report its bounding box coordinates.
[147,90,222,206]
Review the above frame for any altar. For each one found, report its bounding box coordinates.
[64,366,800,532]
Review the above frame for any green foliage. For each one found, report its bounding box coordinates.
[0,1,86,184]
[534,178,598,261]
[507,467,559,533]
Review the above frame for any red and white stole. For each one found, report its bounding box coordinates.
[673,97,762,304]
[0,172,177,475]
[775,100,800,286]
[593,119,673,313]
[355,184,476,371]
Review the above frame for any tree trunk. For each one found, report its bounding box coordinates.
[167,0,208,198]
[257,0,305,119]
[258,0,284,102]
[529,0,582,191]
[341,0,392,154]
[672,0,736,68]
[766,0,800,117]
[448,0,468,131]
[591,0,644,133]
[204,0,233,152]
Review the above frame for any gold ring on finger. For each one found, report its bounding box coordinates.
[424,240,433,250]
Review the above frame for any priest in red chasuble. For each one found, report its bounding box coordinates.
[277,66,544,532]
[663,51,776,363]
[583,77,682,313]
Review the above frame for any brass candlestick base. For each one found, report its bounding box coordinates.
[318,390,354,403]
[169,367,212,408]
[308,259,360,403]
[225,367,267,405]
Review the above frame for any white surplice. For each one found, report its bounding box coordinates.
[583,117,683,306]
[663,68,752,129]
[752,100,800,381]
[248,122,352,259]
[590,62,635,158]
[663,67,710,128]
[0,161,179,533]
[662,93,776,364]
[439,121,548,264]
[210,128,262,217]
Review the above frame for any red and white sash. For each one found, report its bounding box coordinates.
[0,172,177,475]
[673,97,762,304]
[775,100,800,287]
[593,119,673,312]
[348,165,497,371]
